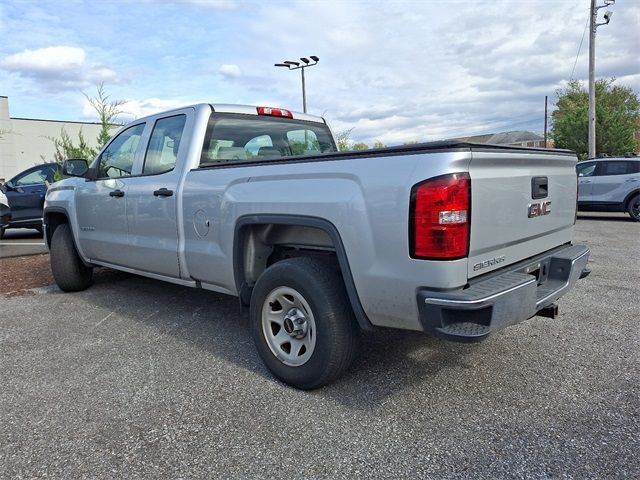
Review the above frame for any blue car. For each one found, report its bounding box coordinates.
[0,163,60,238]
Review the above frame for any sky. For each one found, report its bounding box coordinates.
[0,0,638,146]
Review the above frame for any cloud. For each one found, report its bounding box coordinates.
[1,1,637,146]
[0,45,124,92]
[153,0,238,9]
[218,64,241,79]
[1,46,85,73]
[81,97,192,122]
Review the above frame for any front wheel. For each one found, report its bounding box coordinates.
[250,257,360,389]
[627,194,640,222]
[50,223,93,292]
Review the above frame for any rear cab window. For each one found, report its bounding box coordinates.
[200,113,336,167]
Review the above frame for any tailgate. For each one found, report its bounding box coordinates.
[467,150,577,279]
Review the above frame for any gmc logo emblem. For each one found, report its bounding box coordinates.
[528,201,552,218]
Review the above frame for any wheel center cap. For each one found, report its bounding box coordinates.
[283,308,308,339]
[283,318,295,334]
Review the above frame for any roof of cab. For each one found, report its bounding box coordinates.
[130,103,326,125]
[210,104,326,124]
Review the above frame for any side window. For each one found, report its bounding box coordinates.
[143,115,186,175]
[598,161,630,176]
[576,162,596,177]
[98,123,145,179]
[15,168,49,186]
[630,161,640,174]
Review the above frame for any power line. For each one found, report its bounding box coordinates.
[570,9,591,81]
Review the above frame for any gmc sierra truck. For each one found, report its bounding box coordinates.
[44,104,590,389]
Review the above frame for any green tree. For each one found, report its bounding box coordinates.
[552,79,639,159]
[373,140,387,149]
[352,142,369,150]
[85,83,125,149]
[335,128,354,151]
[50,83,124,162]
[51,128,97,163]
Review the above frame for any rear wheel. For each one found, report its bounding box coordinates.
[627,194,640,222]
[250,257,360,389]
[50,223,93,292]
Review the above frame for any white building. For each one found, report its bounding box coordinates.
[0,96,108,182]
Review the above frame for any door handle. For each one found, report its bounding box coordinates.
[580,180,592,184]
[153,188,173,197]
[626,178,639,182]
[109,189,125,197]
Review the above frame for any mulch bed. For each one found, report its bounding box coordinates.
[0,254,55,297]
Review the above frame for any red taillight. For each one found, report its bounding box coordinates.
[257,106,293,118]
[410,173,470,259]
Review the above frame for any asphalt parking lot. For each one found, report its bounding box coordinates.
[0,229,47,258]
[1,214,638,478]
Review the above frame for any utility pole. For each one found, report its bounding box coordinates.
[588,0,615,159]
[588,0,597,159]
[275,56,319,114]
[544,95,548,148]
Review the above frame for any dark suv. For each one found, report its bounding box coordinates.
[0,163,60,238]
[577,157,640,221]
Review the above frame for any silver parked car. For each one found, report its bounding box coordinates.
[577,157,640,221]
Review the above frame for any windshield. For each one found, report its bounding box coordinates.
[200,113,336,167]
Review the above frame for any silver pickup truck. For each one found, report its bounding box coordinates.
[44,104,590,389]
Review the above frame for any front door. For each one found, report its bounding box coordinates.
[6,165,56,224]
[576,161,596,203]
[124,113,189,278]
[75,122,146,264]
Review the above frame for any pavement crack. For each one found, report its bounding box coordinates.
[94,311,116,327]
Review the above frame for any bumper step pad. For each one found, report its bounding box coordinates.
[417,245,590,342]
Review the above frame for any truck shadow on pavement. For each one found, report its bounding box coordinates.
[73,269,477,409]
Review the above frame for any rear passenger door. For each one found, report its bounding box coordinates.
[124,111,190,278]
[591,161,636,204]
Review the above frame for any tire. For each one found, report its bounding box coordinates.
[250,257,360,389]
[50,223,93,292]
[627,194,640,222]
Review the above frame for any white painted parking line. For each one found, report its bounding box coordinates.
[0,242,46,246]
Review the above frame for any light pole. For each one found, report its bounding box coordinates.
[588,0,614,159]
[275,56,319,113]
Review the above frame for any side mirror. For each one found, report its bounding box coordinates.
[62,159,89,178]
